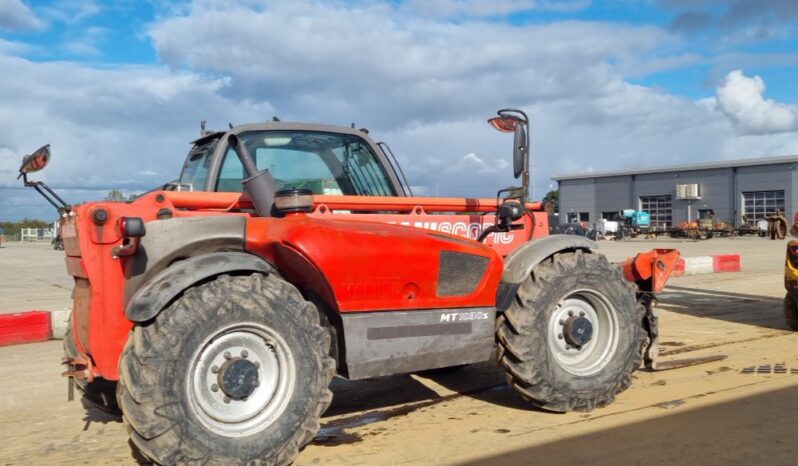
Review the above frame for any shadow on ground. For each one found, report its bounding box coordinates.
[659,285,788,331]
[456,383,798,466]
[317,363,541,447]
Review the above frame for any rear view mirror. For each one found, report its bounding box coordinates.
[513,124,527,179]
[488,108,530,201]
[488,116,517,133]
[19,144,51,175]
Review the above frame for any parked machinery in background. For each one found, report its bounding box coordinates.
[51,220,63,250]
[735,214,768,237]
[783,240,798,330]
[673,209,734,240]
[766,209,788,240]
[586,218,620,240]
[621,209,650,236]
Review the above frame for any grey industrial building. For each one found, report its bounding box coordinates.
[553,155,798,228]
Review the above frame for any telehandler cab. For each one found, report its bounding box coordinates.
[20,109,678,466]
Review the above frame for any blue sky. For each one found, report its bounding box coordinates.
[1,0,797,220]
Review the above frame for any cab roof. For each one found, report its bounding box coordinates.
[190,122,373,145]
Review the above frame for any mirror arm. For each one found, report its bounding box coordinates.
[23,174,69,211]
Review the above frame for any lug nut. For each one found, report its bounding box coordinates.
[211,365,219,374]
[210,384,219,392]
[579,311,586,317]
[254,361,261,369]
[224,351,232,360]
[241,350,249,358]
[254,380,260,388]
[565,345,572,350]
[559,319,565,325]
[567,311,574,316]
[557,334,563,340]
[223,396,231,404]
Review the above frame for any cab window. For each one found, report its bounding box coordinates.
[216,131,395,196]
[178,139,217,191]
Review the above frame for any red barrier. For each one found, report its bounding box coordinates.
[713,254,741,273]
[672,259,686,277]
[0,311,52,346]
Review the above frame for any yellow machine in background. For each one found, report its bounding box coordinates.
[783,239,798,329]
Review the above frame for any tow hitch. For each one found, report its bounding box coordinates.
[621,249,727,371]
[62,355,93,402]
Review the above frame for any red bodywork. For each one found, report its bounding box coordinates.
[63,191,549,380]
[621,249,681,294]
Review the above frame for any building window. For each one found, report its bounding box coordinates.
[640,195,672,228]
[566,212,589,223]
[602,211,620,220]
[743,190,785,224]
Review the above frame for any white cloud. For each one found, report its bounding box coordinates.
[40,0,101,24]
[0,53,273,194]
[148,1,671,129]
[0,0,44,31]
[60,26,110,57]
[404,0,590,17]
[716,69,797,134]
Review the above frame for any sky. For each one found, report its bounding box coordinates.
[1,0,797,221]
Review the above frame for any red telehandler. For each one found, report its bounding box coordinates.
[19,109,679,465]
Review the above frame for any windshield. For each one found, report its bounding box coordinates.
[216,130,396,196]
[178,138,219,191]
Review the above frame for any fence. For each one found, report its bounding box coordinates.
[20,228,54,242]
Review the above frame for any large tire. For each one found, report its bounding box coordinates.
[118,273,335,466]
[784,293,798,330]
[63,319,120,413]
[496,250,644,412]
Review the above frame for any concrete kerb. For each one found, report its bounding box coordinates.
[671,254,741,276]
[0,309,69,347]
[50,309,71,340]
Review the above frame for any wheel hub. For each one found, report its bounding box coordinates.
[546,291,620,376]
[218,358,259,400]
[188,323,296,437]
[563,316,593,348]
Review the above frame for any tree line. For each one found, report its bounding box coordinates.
[1,190,136,238]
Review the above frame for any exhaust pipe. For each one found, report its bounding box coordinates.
[227,134,277,217]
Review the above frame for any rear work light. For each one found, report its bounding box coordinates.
[119,217,146,238]
[275,189,313,215]
[112,217,145,258]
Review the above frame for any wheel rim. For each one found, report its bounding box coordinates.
[547,289,619,376]
[188,322,296,437]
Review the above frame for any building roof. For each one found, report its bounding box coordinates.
[552,154,798,181]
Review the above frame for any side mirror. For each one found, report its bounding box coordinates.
[488,108,530,201]
[488,110,529,180]
[19,144,51,175]
[513,124,527,179]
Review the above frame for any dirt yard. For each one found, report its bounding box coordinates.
[1,237,797,465]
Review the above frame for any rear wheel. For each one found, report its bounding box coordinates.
[118,273,335,466]
[784,293,798,330]
[496,251,644,412]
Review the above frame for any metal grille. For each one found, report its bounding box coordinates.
[743,190,784,223]
[639,195,672,228]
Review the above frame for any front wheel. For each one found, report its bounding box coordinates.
[496,251,644,412]
[118,273,335,466]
